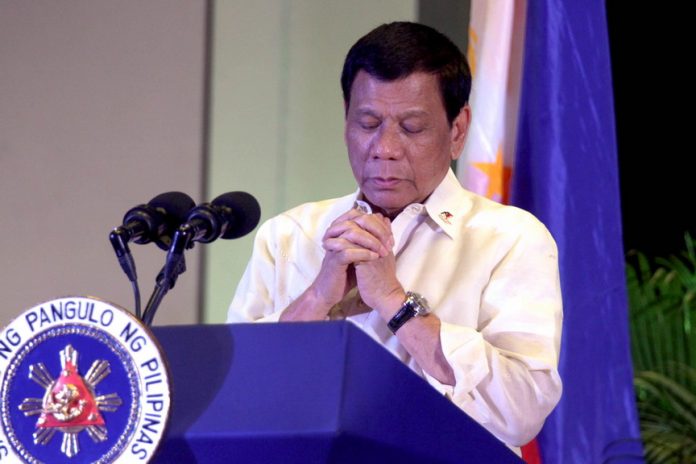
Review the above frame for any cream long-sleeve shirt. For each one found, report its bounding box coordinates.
[227,169,563,447]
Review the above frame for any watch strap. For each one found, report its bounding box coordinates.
[387,300,416,334]
[388,291,428,334]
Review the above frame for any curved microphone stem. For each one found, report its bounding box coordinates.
[131,280,142,320]
[109,227,142,318]
[141,263,181,326]
[141,226,193,326]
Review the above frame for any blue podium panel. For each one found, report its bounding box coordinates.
[152,321,521,463]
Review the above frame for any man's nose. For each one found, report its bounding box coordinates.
[371,125,402,159]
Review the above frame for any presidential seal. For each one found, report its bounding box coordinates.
[0,297,171,463]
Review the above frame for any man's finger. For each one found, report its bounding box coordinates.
[324,209,366,239]
[324,223,389,255]
[351,213,394,249]
[323,238,380,262]
[330,208,365,226]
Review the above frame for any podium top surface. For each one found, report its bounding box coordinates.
[151,321,520,463]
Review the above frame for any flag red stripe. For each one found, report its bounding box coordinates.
[521,439,541,464]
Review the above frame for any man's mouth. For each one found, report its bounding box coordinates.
[370,177,402,188]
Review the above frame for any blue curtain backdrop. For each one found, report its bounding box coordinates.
[511,1,644,462]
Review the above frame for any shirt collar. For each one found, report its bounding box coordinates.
[422,169,472,239]
[353,169,472,239]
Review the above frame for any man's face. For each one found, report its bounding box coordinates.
[345,70,470,216]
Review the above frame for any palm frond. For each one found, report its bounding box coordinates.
[627,234,696,463]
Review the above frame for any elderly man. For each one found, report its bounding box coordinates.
[227,22,562,448]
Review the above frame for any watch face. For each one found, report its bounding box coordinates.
[409,292,431,316]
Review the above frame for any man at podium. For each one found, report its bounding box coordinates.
[227,22,562,450]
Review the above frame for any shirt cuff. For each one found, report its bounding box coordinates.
[256,310,284,323]
[422,321,491,422]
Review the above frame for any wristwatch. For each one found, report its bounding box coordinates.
[387,291,431,334]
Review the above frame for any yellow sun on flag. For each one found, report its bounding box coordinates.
[473,145,512,204]
[467,26,478,77]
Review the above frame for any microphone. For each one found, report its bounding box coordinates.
[178,191,261,244]
[108,191,194,320]
[141,191,261,326]
[110,191,196,251]
[109,191,195,294]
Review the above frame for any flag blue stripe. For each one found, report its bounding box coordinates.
[511,1,643,462]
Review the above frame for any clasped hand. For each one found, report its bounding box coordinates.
[312,208,405,317]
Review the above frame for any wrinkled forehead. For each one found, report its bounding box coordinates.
[347,70,448,119]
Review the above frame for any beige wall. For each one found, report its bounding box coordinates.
[0,1,207,327]
[204,0,417,322]
[0,0,417,328]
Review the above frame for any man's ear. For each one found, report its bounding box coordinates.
[343,101,350,147]
[450,104,471,161]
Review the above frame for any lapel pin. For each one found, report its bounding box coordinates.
[439,211,453,224]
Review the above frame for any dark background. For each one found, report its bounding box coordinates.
[607,3,693,258]
[421,1,694,259]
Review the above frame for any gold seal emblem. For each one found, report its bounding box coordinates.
[18,344,122,458]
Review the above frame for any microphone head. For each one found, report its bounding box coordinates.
[148,191,196,249]
[124,191,195,250]
[211,191,261,240]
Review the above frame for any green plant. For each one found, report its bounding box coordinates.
[626,234,696,463]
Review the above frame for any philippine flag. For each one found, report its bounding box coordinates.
[458,1,644,462]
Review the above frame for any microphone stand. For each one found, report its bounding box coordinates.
[109,227,142,319]
[141,224,196,326]
[139,193,260,326]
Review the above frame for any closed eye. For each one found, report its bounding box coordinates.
[402,124,425,134]
[359,119,380,131]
